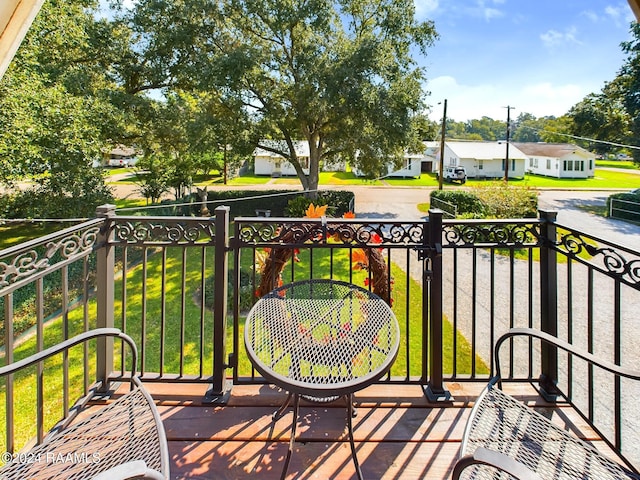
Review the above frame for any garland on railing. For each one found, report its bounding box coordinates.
[255,204,392,305]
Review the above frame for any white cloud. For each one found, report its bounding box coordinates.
[474,0,505,21]
[540,27,581,48]
[414,0,439,17]
[581,10,600,23]
[580,3,634,26]
[426,76,588,122]
[605,5,624,20]
[483,8,503,21]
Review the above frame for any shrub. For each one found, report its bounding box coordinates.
[177,189,355,218]
[285,196,318,217]
[203,267,254,312]
[430,183,538,219]
[607,191,640,221]
[430,190,486,217]
[472,182,538,219]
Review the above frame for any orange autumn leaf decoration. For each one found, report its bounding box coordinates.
[305,203,328,218]
[343,211,356,219]
[351,249,369,270]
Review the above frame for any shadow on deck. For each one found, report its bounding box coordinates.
[110,382,611,480]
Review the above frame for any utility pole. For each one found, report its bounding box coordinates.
[503,105,515,183]
[438,99,447,190]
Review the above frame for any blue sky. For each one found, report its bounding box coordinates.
[417,0,636,122]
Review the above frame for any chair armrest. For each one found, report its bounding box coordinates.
[452,448,543,480]
[0,328,138,379]
[494,327,640,382]
[91,460,164,480]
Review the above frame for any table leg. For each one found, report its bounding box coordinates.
[347,393,364,480]
[273,392,294,420]
[280,393,300,480]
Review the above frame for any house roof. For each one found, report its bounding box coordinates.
[445,141,527,160]
[254,140,310,158]
[110,145,136,157]
[512,142,594,159]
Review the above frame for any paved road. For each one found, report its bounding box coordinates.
[110,174,639,250]
[350,185,640,251]
[537,189,640,250]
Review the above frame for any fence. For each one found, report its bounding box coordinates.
[2,205,640,465]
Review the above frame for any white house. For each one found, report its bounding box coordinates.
[256,140,423,178]
[102,145,138,167]
[421,141,439,173]
[352,150,423,178]
[389,151,423,178]
[253,141,310,176]
[513,143,595,179]
[436,141,527,179]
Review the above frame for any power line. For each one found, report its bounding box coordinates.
[519,125,640,151]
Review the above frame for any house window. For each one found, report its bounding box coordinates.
[512,159,516,171]
[403,159,412,169]
[478,160,483,170]
[529,159,533,167]
[546,159,551,170]
[567,160,573,171]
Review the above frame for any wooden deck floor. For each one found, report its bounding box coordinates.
[130,381,614,480]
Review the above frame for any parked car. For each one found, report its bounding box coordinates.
[439,165,467,184]
[107,157,137,167]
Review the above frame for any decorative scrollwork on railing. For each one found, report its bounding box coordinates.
[442,222,542,247]
[238,219,425,305]
[0,226,101,289]
[557,231,640,286]
[237,220,425,247]
[111,220,216,245]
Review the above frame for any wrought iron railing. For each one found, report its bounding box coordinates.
[1,204,640,466]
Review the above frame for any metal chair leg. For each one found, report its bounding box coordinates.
[347,393,364,480]
[280,393,300,480]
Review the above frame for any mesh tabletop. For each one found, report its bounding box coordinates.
[244,280,400,397]
[460,386,639,480]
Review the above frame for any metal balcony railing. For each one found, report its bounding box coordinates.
[1,204,639,467]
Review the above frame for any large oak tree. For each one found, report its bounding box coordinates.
[122,0,437,193]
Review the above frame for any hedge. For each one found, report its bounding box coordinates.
[178,189,355,218]
[607,191,640,222]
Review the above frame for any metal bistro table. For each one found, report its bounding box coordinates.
[244,279,400,480]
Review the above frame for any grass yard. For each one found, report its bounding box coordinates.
[227,174,272,185]
[1,242,487,452]
[271,171,384,185]
[595,159,639,170]
[0,222,69,250]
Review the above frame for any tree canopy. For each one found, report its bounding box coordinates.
[0,0,116,218]
[119,0,438,192]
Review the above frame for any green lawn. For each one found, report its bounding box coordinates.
[0,222,67,249]
[1,242,487,452]
[227,174,272,185]
[270,171,384,185]
[347,169,640,189]
[502,169,640,189]
[595,159,639,170]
